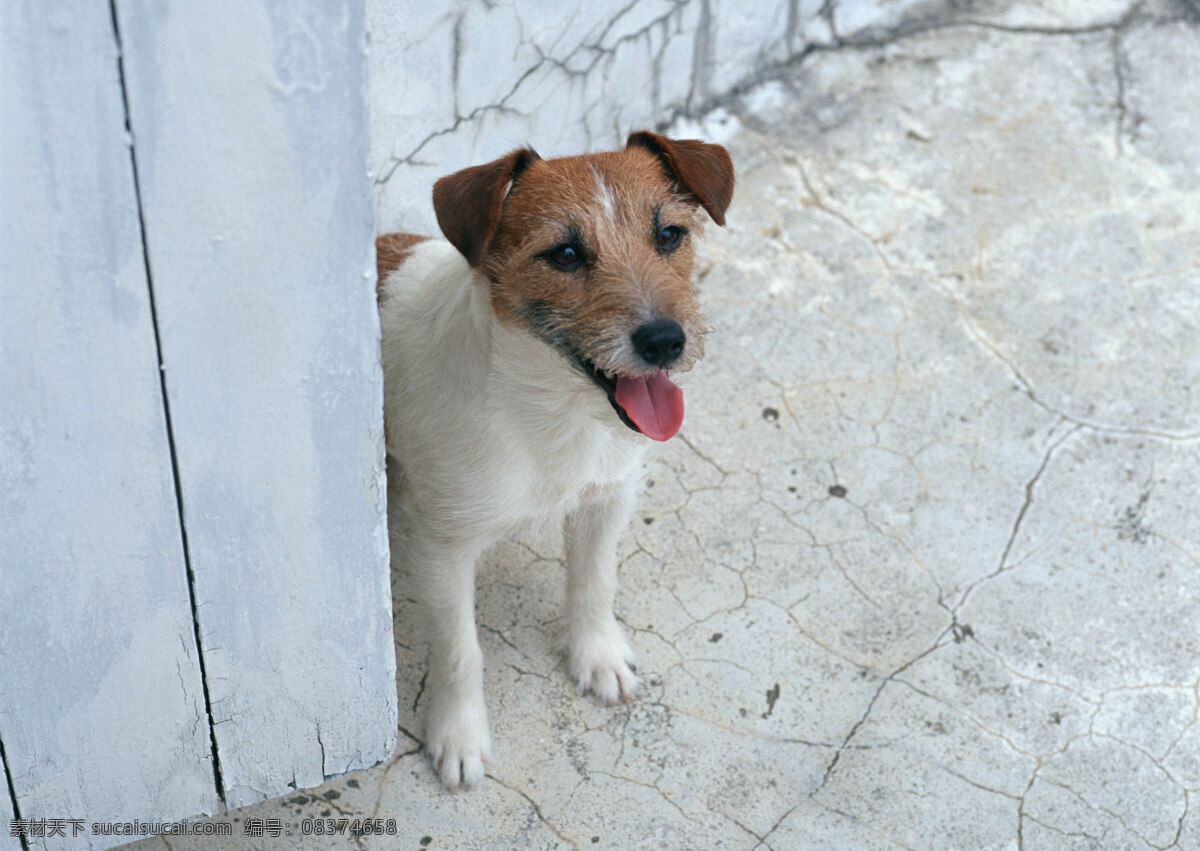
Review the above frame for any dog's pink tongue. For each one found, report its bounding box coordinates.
[614,370,684,441]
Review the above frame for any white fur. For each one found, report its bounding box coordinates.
[590,164,618,226]
[381,240,646,790]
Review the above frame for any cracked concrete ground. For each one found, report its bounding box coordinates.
[128,2,1200,848]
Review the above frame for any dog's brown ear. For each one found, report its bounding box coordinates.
[432,148,540,267]
[626,131,734,226]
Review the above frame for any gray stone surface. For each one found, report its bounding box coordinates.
[127,1,1200,848]
[368,0,904,239]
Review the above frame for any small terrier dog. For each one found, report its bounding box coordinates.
[377,132,734,790]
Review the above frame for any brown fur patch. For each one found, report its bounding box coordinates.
[627,131,735,226]
[432,149,539,267]
[376,232,430,301]
[481,146,710,377]
[425,135,733,379]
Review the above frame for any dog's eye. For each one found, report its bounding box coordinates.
[543,243,584,271]
[655,225,685,253]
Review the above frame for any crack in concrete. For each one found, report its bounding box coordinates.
[771,600,872,670]
[823,543,884,609]
[923,269,1200,441]
[1039,774,1170,849]
[894,677,1039,759]
[362,745,422,839]
[591,767,765,845]
[819,0,838,42]
[833,490,950,614]
[671,0,1190,140]
[1016,760,1040,851]
[410,670,426,714]
[506,662,552,682]
[688,0,713,110]
[1111,25,1132,156]
[803,474,1114,809]
[765,140,1200,447]
[1172,790,1190,850]
[479,622,529,659]
[713,804,770,847]
[1010,672,1198,849]
[1161,676,1200,763]
[812,670,898,794]
[990,425,1082,579]
[375,64,536,182]
[809,798,918,849]
[1092,731,1190,797]
[378,0,696,185]
[940,763,1023,801]
[1021,810,1101,847]
[316,724,327,779]
[487,773,578,848]
[965,635,1098,705]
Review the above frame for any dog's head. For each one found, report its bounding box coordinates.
[432,132,734,441]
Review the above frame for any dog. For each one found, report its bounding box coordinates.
[376,131,733,790]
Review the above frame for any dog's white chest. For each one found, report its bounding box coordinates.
[489,412,646,521]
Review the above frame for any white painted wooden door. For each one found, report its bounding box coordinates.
[0,3,395,848]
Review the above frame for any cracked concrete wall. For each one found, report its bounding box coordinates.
[366,0,935,234]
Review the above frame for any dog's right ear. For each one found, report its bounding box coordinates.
[432,148,540,268]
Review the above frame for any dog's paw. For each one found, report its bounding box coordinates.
[425,698,491,791]
[567,621,640,705]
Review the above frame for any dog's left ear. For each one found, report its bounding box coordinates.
[433,147,541,267]
[626,131,735,226]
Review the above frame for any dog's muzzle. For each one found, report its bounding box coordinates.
[576,319,687,442]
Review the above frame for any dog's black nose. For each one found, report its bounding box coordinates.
[632,319,686,367]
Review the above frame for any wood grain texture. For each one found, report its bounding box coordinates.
[112,0,396,807]
[0,2,219,844]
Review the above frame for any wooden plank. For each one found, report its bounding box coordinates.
[112,0,396,807]
[0,3,219,846]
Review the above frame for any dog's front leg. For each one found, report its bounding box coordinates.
[406,532,491,790]
[563,483,640,704]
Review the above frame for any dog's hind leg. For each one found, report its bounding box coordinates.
[563,482,641,704]
[403,531,491,791]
